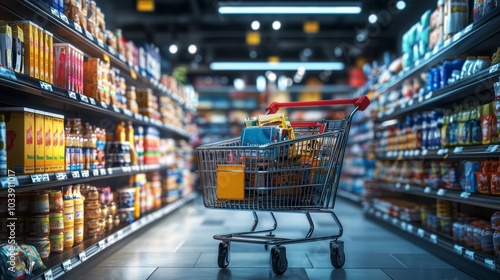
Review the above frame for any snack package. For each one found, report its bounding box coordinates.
[0,243,27,280]
[463,161,480,192]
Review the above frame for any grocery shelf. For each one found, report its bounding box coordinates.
[29,192,196,280]
[376,144,500,160]
[337,189,362,204]
[0,67,190,139]
[377,63,500,122]
[0,164,169,195]
[364,206,500,278]
[373,180,500,211]
[374,7,500,94]
[0,0,194,114]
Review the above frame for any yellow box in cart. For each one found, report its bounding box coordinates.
[0,107,35,174]
[43,112,54,172]
[52,113,65,172]
[34,110,45,173]
[14,21,37,78]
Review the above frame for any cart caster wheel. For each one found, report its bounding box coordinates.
[218,242,230,268]
[270,246,288,275]
[330,240,345,268]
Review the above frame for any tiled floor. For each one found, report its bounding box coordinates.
[65,195,476,280]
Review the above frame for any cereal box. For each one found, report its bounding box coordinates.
[34,110,45,173]
[44,112,53,172]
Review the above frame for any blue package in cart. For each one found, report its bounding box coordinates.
[241,127,279,160]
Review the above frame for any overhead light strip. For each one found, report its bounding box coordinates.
[218,6,361,14]
[210,62,345,71]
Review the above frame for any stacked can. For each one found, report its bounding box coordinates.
[63,186,74,250]
[25,191,50,259]
[106,141,131,167]
[81,185,103,239]
[116,186,136,225]
[73,185,84,246]
[48,190,64,254]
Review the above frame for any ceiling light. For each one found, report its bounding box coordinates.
[256,75,266,92]
[234,78,245,90]
[266,71,277,82]
[188,44,197,54]
[368,13,378,24]
[169,44,178,54]
[210,62,344,71]
[272,21,281,30]
[218,3,362,14]
[251,21,260,30]
[396,1,406,10]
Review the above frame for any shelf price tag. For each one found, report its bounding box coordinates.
[121,166,132,173]
[44,269,54,280]
[382,213,389,220]
[404,184,411,191]
[68,91,77,100]
[92,169,99,177]
[134,113,143,121]
[84,30,94,41]
[107,168,113,175]
[55,172,67,180]
[392,218,398,225]
[81,170,90,178]
[375,211,382,218]
[407,224,413,233]
[437,189,446,196]
[485,259,496,271]
[464,24,473,34]
[424,53,431,60]
[39,81,53,92]
[50,7,60,17]
[453,146,463,153]
[98,240,106,250]
[112,105,121,113]
[99,169,107,176]
[79,93,89,103]
[100,101,108,109]
[79,251,87,262]
[31,174,42,183]
[119,54,126,62]
[42,174,50,182]
[108,47,116,56]
[432,46,439,55]
[97,38,105,48]
[443,38,451,47]
[464,250,475,261]
[62,260,73,272]
[130,221,139,230]
[89,97,96,106]
[422,149,428,156]
[417,228,425,238]
[0,67,17,80]
[430,234,438,244]
[74,23,83,33]
[460,192,471,199]
[454,244,463,255]
[400,222,407,231]
[424,186,432,194]
[395,182,401,189]
[107,234,115,244]
[60,14,70,25]
[452,32,462,42]
[71,171,80,179]
[117,230,124,239]
[489,64,499,74]
[123,109,133,117]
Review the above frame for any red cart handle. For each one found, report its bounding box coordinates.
[265,95,370,114]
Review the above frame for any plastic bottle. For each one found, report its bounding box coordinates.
[126,121,138,166]
[441,110,450,147]
[0,114,7,176]
[115,121,126,142]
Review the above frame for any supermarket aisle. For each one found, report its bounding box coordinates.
[67,196,474,280]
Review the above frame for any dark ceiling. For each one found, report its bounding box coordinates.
[98,0,431,83]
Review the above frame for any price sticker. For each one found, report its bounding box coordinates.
[131,222,139,230]
[71,171,80,179]
[132,165,140,172]
[39,81,53,92]
[107,168,113,175]
[92,169,99,176]
[44,269,54,280]
[437,149,444,156]
[68,91,77,100]
[392,218,398,225]
[89,97,96,105]
[382,213,389,220]
[444,38,451,47]
[60,14,70,25]
[79,94,89,103]
[121,166,132,173]
[401,222,407,231]
[50,7,60,17]
[405,184,411,191]
[452,32,461,42]
[112,105,121,113]
[84,30,94,41]
[134,113,143,121]
[81,170,90,178]
[79,251,87,262]
[31,174,42,183]
[414,150,420,157]
[97,39,104,48]
[460,192,471,199]
[395,182,401,189]
[403,150,409,157]
[119,54,126,62]
[100,168,107,176]
[415,60,420,66]
[55,172,67,180]
[407,224,413,233]
[100,101,108,109]
[144,116,150,123]
[465,250,474,261]
[74,24,83,33]
[123,109,133,117]
[454,244,463,255]
[417,229,425,238]
[424,53,431,60]
[453,146,463,153]
[485,259,496,270]
[430,234,438,244]
[464,24,473,34]
[437,188,446,196]
[424,187,432,194]
[98,240,106,250]
[108,47,116,56]
[108,234,115,244]
[117,230,124,239]
[422,149,428,156]
[62,260,73,272]
[42,174,50,182]
[375,211,382,218]
[432,46,439,55]
[490,64,499,74]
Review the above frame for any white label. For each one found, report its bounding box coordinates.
[417,229,425,238]
[403,150,409,157]
[395,182,401,189]
[107,168,113,175]
[119,54,126,62]
[31,174,42,183]
[430,234,437,244]
[97,39,105,48]
[109,47,116,56]
[454,244,463,255]
[144,116,150,123]
[464,24,473,34]
[444,39,451,47]
[55,172,67,180]
[79,94,89,103]
[0,67,16,80]
[112,105,121,113]
[401,222,407,231]
[121,166,132,173]
[368,208,375,214]
[375,211,382,218]
[414,150,420,157]
[453,146,463,153]
[485,259,496,270]
[437,189,446,196]
[490,64,499,74]
[100,169,107,176]
[452,32,461,42]
[465,250,474,261]
[44,270,54,280]
[383,213,389,220]
[117,230,124,239]
[74,24,83,33]
[68,91,77,100]
[79,251,87,262]
[85,30,94,41]
[432,46,439,55]
[40,81,53,92]
[101,101,108,109]
[132,165,140,172]
[134,113,143,121]
[407,224,413,233]
[404,184,411,191]
[42,174,50,182]
[392,218,398,225]
[424,53,431,60]
[108,234,115,244]
[424,187,432,194]
[123,109,133,117]
[50,7,59,17]
[62,260,72,272]
[89,97,96,105]
[131,222,139,230]
[71,171,80,179]
[422,149,428,156]
[98,240,106,250]
[60,14,69,24]
[92,169,99,176]
[460,192,471,199]
[81,170,90,178]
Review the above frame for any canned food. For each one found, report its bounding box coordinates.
[117,188,135,208]
[49,231,64,254]
[118,207,135,224]
[64,226,74,249]
[25,236,50,259]
[28,215,50,236]
[48,190,63,212]
[74,223,84,244]
[49,212,64,231]
[63,199,74,228]
[31,192,49,214]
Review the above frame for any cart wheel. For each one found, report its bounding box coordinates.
[217,242,230,268]
[330,240,345,268]
[270,246,288,275]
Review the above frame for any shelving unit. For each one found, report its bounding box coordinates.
[366,5,500,278]
[0,0,197,278]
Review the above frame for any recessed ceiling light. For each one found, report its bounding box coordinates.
[272,21,281,30]
[396,1,406,10]
[234,78,245,90]
[169,44,178,54]
[266,71,277,82]
[368,13,378,24]
[251,21,260,30]
[188,44,197,54]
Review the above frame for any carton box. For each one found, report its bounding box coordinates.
[45,31,53,84]
[52,113,65,172]
[38,27,44,82]
[54,43,83,92]
[43,112,53,172]
[34,110,45,173]
[0,21,13,70]
[14,21,36,78]
[11,25,24,74]
[0,107,35,174]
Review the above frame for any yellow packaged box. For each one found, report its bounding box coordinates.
[52,113,65,172]
[14,21,36,78]
[34,110,45,173]
[0,107,35,174]
[216,165,245,200]
[38,26,44,82]
[45,31,53,84]
[43,112,53,172]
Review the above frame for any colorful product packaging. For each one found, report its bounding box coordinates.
[45,31,53,84]
[34,110,45,173]
[52,113,65,172]
[11,24,24,74]
[54,43,84,93]
[43,112,53,172]
[0,107,35,174]
[38,26,45,82]
[463,161,480,193]
[14,21,37,78]
[0,21,13,70]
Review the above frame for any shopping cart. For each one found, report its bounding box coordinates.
[195,96,370,274]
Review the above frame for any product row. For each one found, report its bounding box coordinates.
[0,107,183,175]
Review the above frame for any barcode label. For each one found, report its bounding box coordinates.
[92,169,99,176]
[62,260,72,271]
[71,171,80,179]
[55,172,67,180]
[79,251,87,262]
